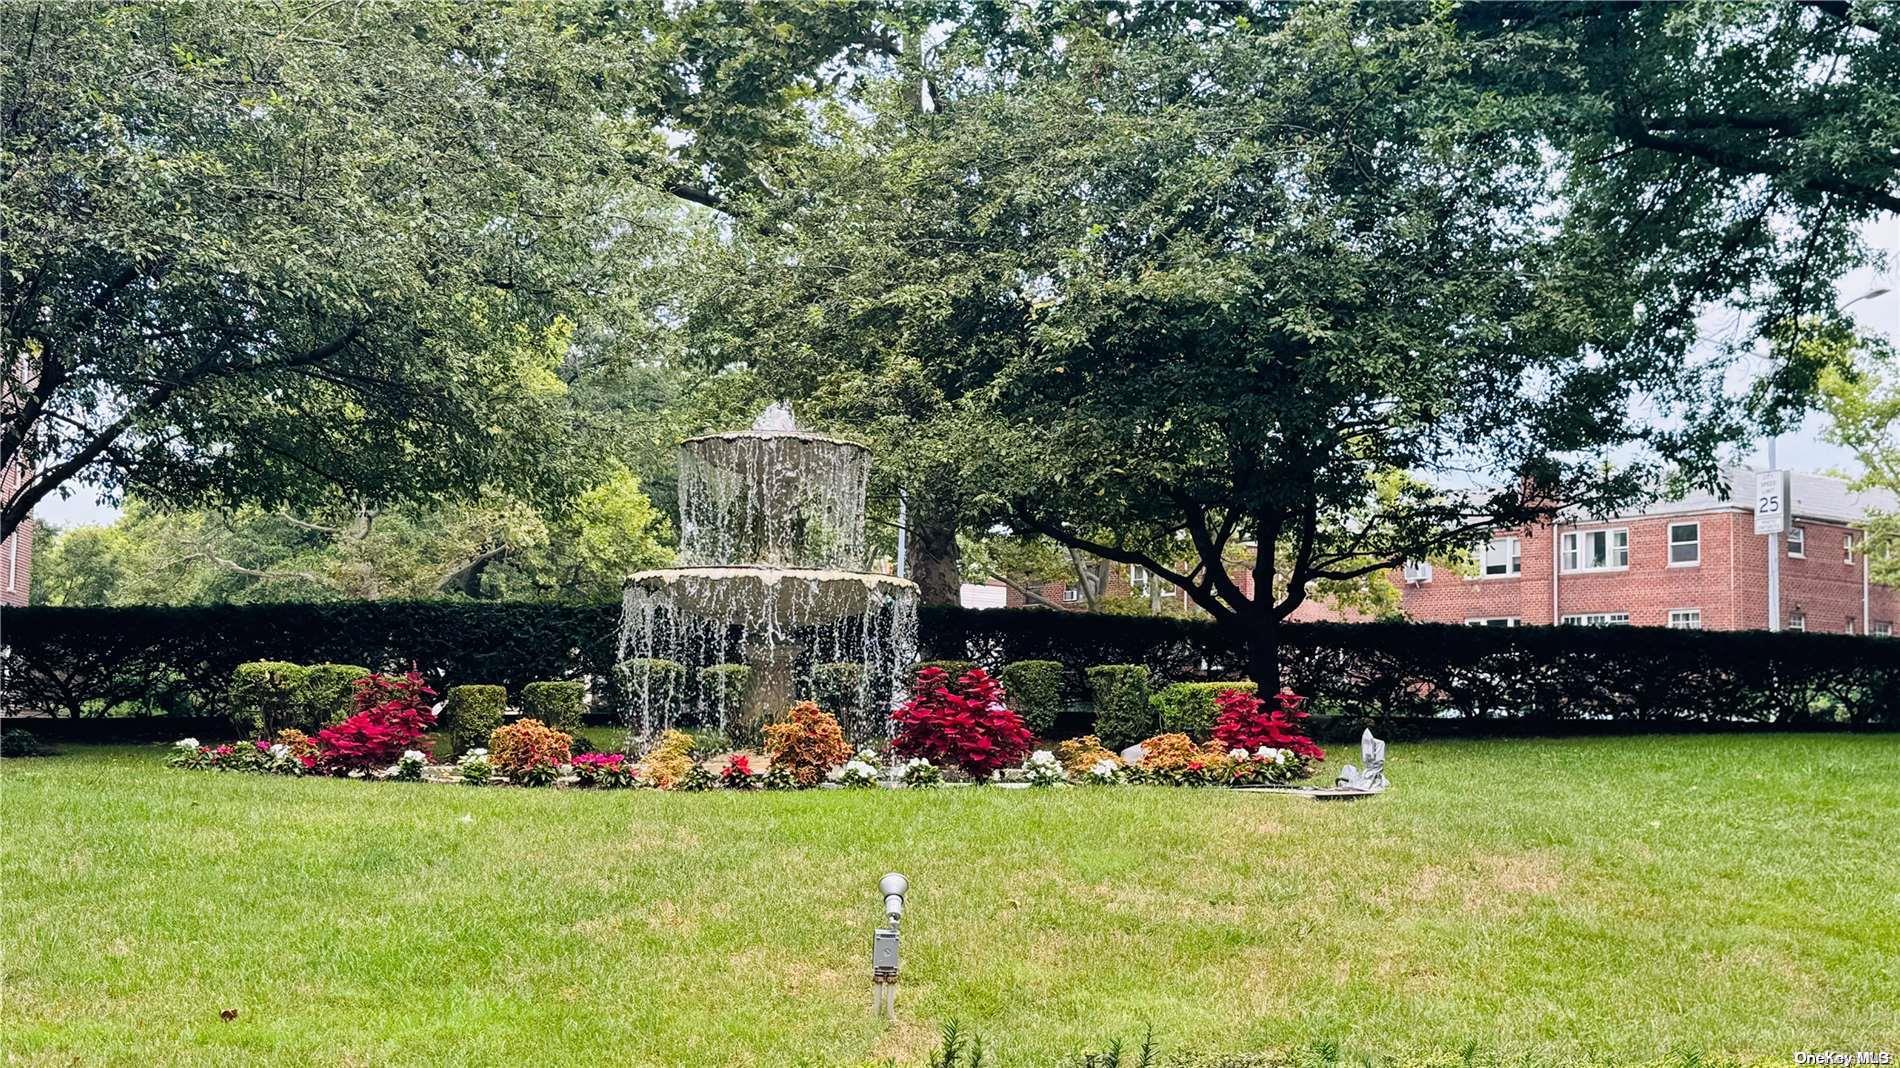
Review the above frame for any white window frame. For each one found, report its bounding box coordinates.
[1844,533,1855,565]
[1560,612,1630,626]
[1787,526,1804,558]
[1561,528,1629,573]
[1401,560,1434,583]
[1061,585,1081,604]
[1666,608,1702,630]
[1477,537,1522,578]
[1875,621,1893,638]
[1667,522,1700,567]
[1845,619,1856,636]
[1464,617,1521,627]
[1788,613,1805,632]
[4,535,15,593]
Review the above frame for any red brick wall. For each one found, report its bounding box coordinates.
[1400,510,1897,633]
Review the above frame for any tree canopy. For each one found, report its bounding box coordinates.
[685,2,1900,683]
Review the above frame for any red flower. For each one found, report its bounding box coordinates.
[1212,688,1325,761]
[314,669,438,772]
[891,667,1032,778]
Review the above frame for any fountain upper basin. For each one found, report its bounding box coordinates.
[624,565,919,620]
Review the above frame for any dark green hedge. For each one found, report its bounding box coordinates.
[5,602,1898,727]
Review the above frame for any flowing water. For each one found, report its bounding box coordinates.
[617,403,919,744]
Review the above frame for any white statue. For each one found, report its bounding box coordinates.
[1335,729,1388,792]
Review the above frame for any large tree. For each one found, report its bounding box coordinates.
[0,1,904,542]
[692,3,1898,687]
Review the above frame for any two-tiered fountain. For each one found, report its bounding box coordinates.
[618,403,919,743]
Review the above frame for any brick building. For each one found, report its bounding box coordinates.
[0,457,35,608]
[1400,468,1897,634]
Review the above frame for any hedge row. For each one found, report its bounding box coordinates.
[4,602,1898,726]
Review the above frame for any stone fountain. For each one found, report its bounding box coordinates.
[618,402,919,743]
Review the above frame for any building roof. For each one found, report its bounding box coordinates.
[1617,465,1895,525]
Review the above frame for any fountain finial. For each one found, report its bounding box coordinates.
[753,401,798,433]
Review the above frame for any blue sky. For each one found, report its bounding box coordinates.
[30,219,1900,530]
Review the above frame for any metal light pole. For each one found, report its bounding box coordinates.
[1764,285,1891,632]
[1766,437,1780,632]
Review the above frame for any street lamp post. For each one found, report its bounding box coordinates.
[1763,285,1891,632]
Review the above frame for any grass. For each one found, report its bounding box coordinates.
[2,734,1896,1067]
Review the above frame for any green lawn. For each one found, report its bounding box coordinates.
[3,735,1896,1067]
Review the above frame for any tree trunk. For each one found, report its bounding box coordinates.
[1245,615,1283,693]
[905,510,961,606]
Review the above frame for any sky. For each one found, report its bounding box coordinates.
[28,219,1900,531]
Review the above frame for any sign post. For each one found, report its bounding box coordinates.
[1755,468,1791,632]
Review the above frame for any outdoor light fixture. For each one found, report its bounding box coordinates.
[872,872,907,1018]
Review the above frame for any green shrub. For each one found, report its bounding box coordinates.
[613,658,686,725]
[699,664,753,734]
[908,660,978,693]
[0,728,54,757]
[1086,664,1154,751]
[519,680,585,733]
[297,663,371,731]
[999,660,1064,737]
[442,684,507,756]
[1152,680,1258,741]
[227,661,310,737]
[812,662,866,726]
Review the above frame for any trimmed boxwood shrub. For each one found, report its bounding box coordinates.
[613,658,686,725]
[442,684,507,756]
[999,660,1065,737]
[297,663,371,731]
[812,662,866,728]
[907,660,978,692]
[227,661,310,737]
[1087,664,1154,751]
[699,664,753,735]
[519,680,585,734]
[1153,680,1258,741]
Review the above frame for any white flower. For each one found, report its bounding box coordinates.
[268,744,290,759]
[1227,748,1248,761]
[905,757,933,770]
[400,750,426,764]
[176,738,200,750]
[1027,750,1059,767]
[845,759,876,776]
[1254,746,1287,764]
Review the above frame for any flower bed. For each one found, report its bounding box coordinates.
[167,671,1323,792]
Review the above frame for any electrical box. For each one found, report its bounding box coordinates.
[872,929,899,970]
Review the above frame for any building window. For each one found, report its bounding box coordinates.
[1844,534,1855,565]
[1787,526,1804,557]
[1561,529,1628,572]
[1876,621,1893,638]
[1561,612,1630,626]
[1667,523,1699,566]
[1062,585,1081,603]
[1129,565,1172,597]
[1666,609,1702,629]
[1479,537,1522,577]
[1402,560,1434,583]
[4,535,15,593]
[1845,619,1856,635]
[1788,613,1805,632]
[1464,617,1521,627]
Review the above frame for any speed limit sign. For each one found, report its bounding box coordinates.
[1754,470,1792,535]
